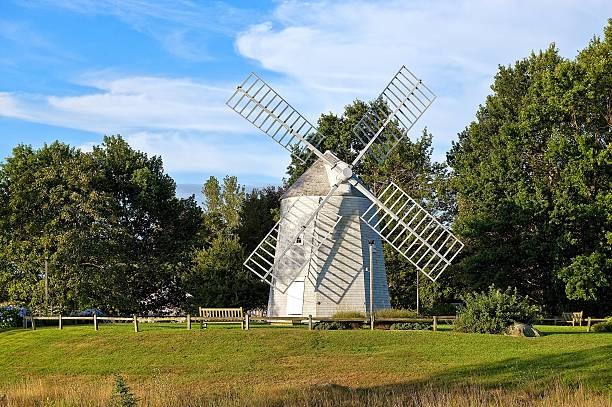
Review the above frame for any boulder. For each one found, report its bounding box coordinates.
[505,323,541,337]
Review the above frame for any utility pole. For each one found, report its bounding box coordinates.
[416,269,420,315]
[369,240,374,330]
[44,255,49,315]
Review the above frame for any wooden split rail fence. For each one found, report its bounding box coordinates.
[24,314,457,332]
[24,314,607,333]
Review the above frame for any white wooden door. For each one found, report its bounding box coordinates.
[286,281,304,315]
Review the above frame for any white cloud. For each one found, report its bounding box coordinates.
[123,131,288,178]
[236,0,612,160]
[1,75,247,133]
[0,76,289,180]
[0,92,33,120]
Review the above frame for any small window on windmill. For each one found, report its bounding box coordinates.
[295,232,304,246]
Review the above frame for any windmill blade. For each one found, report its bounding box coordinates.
[227,72,326,164]
[244,193,342,293]
[351,66,436,167]
[360,182,463,282]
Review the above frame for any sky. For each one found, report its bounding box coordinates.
[1,0,611,200]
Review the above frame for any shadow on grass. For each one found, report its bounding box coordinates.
[318,344,611,395]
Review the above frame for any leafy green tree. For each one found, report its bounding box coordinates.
[86,136,201,313]
[237,186,284,253]
[0,142,102,312]
[448,22,612,313]
[201,175,245,244]
[182,178,275,310]
[183,236,267,310]
[0,136,201,314]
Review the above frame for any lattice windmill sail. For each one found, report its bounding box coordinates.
[227,66,463,317]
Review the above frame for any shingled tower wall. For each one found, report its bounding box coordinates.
[267,158,391,317]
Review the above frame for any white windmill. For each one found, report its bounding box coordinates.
[227,66,463,317]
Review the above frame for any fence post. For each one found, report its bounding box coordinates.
[59,314,63,330]
[587,317,592,333]
[187,314,191,330]
[133,314,139,333]
[433,316,438,332]
[308,315,313,330]
[32,317,36,330]
[245,314,250,331]
[93,314,98,331]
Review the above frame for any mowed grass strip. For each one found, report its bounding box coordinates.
[0,324,610,395]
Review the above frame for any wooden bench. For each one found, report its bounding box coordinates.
[198,307,244,329]
[561,311,583,326]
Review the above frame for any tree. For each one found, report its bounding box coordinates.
[87,136,201,313]
[237,186,284,253]
[201,175,245,244]
[0,136,201,314]
[182,178,275,311]
[448,21,612,313]
[0,142,102,312]
[182,236,267,310]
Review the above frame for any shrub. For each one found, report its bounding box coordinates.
[374,308,418,318]
[313,322,352,330]
[591,317,612,332]
[390,322,432,330]
[454,286,540,334]
[332,310,366,319]
[0,305,28,328]
[108,375,137,407]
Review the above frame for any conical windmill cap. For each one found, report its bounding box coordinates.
[282,155,366,200]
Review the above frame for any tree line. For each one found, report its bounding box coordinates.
[0,21,610,315]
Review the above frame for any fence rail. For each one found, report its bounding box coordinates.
[24,314,458,332]
[23,314,605,333]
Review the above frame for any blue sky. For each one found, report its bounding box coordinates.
[1,1,611,199]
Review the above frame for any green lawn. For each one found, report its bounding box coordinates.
[0,323,610,405]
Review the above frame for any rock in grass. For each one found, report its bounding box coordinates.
[505,323,541,337]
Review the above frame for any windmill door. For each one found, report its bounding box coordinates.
[286,280,304,315]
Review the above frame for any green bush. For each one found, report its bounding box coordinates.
[313,321,352,330]
[390,322,432,330]
[454,286,540,334]
[591,317,612,332]
[374,308,418,318]
[331,310,366,319]
[108,375,137,407]
[0,305,26,328]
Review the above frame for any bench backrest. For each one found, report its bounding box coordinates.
[199,307,243,318]
[562,311,583,321]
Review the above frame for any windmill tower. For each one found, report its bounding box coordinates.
[227,67,463,317]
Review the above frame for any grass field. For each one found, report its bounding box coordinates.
[0,323,610,406]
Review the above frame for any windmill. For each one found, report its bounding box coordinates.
[226,66,463,317]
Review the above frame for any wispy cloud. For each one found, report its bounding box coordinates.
[3,0,610,183]
[22,0,255,61]
[236,0,612,159]
[0,75,289,179]
[0,18,74,65]
[120,131,288,177]
[1,75,245,133]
